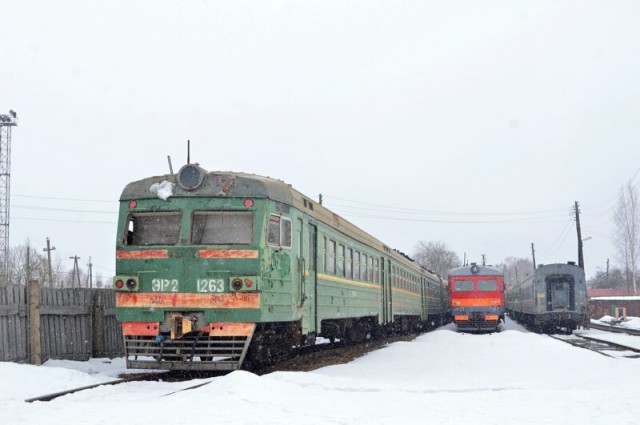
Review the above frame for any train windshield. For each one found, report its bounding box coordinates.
[454,280,474,291]
[191,211,253,245]
[126,212,182,246]
[478,279,498,291]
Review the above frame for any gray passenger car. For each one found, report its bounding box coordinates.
[506,262,588,333]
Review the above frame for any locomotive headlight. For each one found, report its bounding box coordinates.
[114,275,139,292]
[232,278,243,291]
[177,164,206,190]
[126,278,138,290]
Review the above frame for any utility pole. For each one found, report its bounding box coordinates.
[531,243,537,271]
[43,237,56,287]
[606,258,610,288]
[574,201,584,269]
[70,255,81,288]
[87,256,93,288]
[0,110,17,285]
[482,254,486,266]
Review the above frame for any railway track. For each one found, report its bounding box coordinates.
[549,333,640,359]
[588,322,640,336]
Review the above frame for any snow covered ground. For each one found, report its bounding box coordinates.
[3,317,640,425]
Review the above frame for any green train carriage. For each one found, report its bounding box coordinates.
[113,163,447,371]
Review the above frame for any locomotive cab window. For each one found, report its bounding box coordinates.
[191,211,253,245]
[478,279,498,291]
[454,280,474,292]
[125,212,181,246]
[267,214,292,248]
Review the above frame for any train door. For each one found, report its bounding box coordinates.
[546,275,575,311]
[301,223,318,336]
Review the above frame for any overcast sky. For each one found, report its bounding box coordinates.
[2,1,640,283]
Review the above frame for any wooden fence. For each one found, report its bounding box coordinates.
[0,282,123,364]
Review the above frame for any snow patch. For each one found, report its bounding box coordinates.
[150,180,174,200]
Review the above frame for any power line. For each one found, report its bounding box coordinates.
[13,194,115,203]
[324,194,570,217]
[13,204,116,214]
[13,216,116,224]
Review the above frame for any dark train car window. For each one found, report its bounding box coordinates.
[191,211,253,245]
[268,215,280,245]
[346,248,353,279]
[328,240,336,274]
[126,212,182,246]
[361,254,368,282]
[368,257,373,283]
[374,259,379,283]
[337,244,345,277]
[267,214,292,248]
[353,251,360,280]
[281,218,292,247]
[478,279,498,291]
[454,280,474,292]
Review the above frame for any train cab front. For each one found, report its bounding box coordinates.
[113,166,264,371]
[449,266,505,332]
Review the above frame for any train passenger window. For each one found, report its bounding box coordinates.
[374,259,379,283]
[126,212,181,246]
[353,251,360,280]
[454,280,474,292]
[266,214,292,248]
[337,244,345,277]
[368,257,373,282]
[478,279,498,291]
[191,211,253,245]
[361,254,368,282]
[346,248,353,279]
[328,240,336,274]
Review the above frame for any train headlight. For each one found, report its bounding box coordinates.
[114,276,139,292]
[126,278,138,290]
[232,278,243,291]
[177,164,206,190]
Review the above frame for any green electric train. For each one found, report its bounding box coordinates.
[113,163,449,371]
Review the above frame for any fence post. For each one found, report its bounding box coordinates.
[28,280,42,365]
[92,290,105,357]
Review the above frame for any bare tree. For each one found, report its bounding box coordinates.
[497,256,534,287]
[613,181,640,295]
[412,240,461,277]
[587,267,627,290]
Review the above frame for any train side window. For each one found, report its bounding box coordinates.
[362,254,368,282]
[346,248,353,279]
[328,240,336,274]
[353,251,360,280]
[337,244,345,277]
[281,218,292,248]
[267,215,280,245]
[267,214,292,248]
[368,257,373,282]
[126,212,181,246]
[374,259,379,283]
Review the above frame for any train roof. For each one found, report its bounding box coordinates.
[120,167,441,279]
[448,264,502,277]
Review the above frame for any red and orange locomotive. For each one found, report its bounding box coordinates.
[448,264,505,332]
